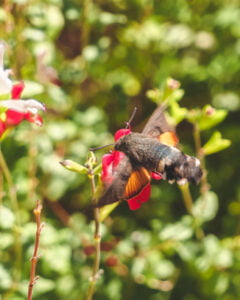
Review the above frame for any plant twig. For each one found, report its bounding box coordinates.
[28,199,44,300]
[86,165,102,300]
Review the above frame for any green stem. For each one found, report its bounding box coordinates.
[193,124,209,194]
[86,172,101,300]
[0,148,22,284]
[192,124,209,240]
[179,183,193,215]
[81,0,92,50]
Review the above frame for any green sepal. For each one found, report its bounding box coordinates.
[60,159,88,174]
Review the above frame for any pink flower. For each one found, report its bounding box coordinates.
[101,128,161,210]
[0,82,44,137]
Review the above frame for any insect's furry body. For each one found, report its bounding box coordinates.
[115,133,202,185]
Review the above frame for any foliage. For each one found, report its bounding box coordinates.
[0,0,239,299]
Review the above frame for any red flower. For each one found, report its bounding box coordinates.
[0,82,44,137]
[101,128,161,210]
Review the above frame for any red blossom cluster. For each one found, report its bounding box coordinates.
[0,82,43,137]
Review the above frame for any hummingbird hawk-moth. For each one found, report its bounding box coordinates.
[98,105,202,207]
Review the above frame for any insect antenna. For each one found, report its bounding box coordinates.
[89,143,114,152]
[90,108,137,152]
[125,107,137,129]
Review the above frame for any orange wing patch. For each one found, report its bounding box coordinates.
[124,167,151,200]
[159,131,178,147]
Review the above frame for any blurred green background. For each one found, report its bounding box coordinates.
[0,0,240,299]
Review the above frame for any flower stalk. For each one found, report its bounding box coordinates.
[86,153,102,300]
[28,199,44,300]
[0,148,22,282]
[193,124,209,195]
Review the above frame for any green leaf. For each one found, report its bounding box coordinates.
[0,206,15,229]
[0,233,14,249]
[0,93,10,100]
[186,105,227,130]
[214,273,230,295]
[19,278,55,297]
[43,245,71,273]
[170,101,188,124]
[159,216,193,241]
[203,131,231,155]
[0,106,7,114]
[192,191,218,222]
[0,265,12,289]
[93,163,102,175]
[33,278,55,295]
[21,80,44,97]
[199,105,227,130]
[99,202,120,222]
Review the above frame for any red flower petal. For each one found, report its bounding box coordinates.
[127,197,142,210]
[0,120,6,135]
[101,153,115,184]
[138,183,151,203]
[11,82,25,99]
[127,184,151,210]
[112,151,125,168]
[6,110,24,126]
[151,172,162,180]
[114,128,131,141]
[24,113,43,126]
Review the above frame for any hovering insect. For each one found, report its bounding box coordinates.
[97,105,202,207]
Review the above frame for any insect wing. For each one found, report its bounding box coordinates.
[124,167,151,199]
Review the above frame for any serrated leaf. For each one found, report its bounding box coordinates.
[192,191,218,222]
[203,131,231,155]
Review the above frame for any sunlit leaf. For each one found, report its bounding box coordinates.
[0,206,15,229]
[170,101,188,123]
[99,202,119,222]
[159,216,193,241]
[199,106,227,130]
[203,131,231,155]
[192,191,218,222]
[0,265,12,289]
